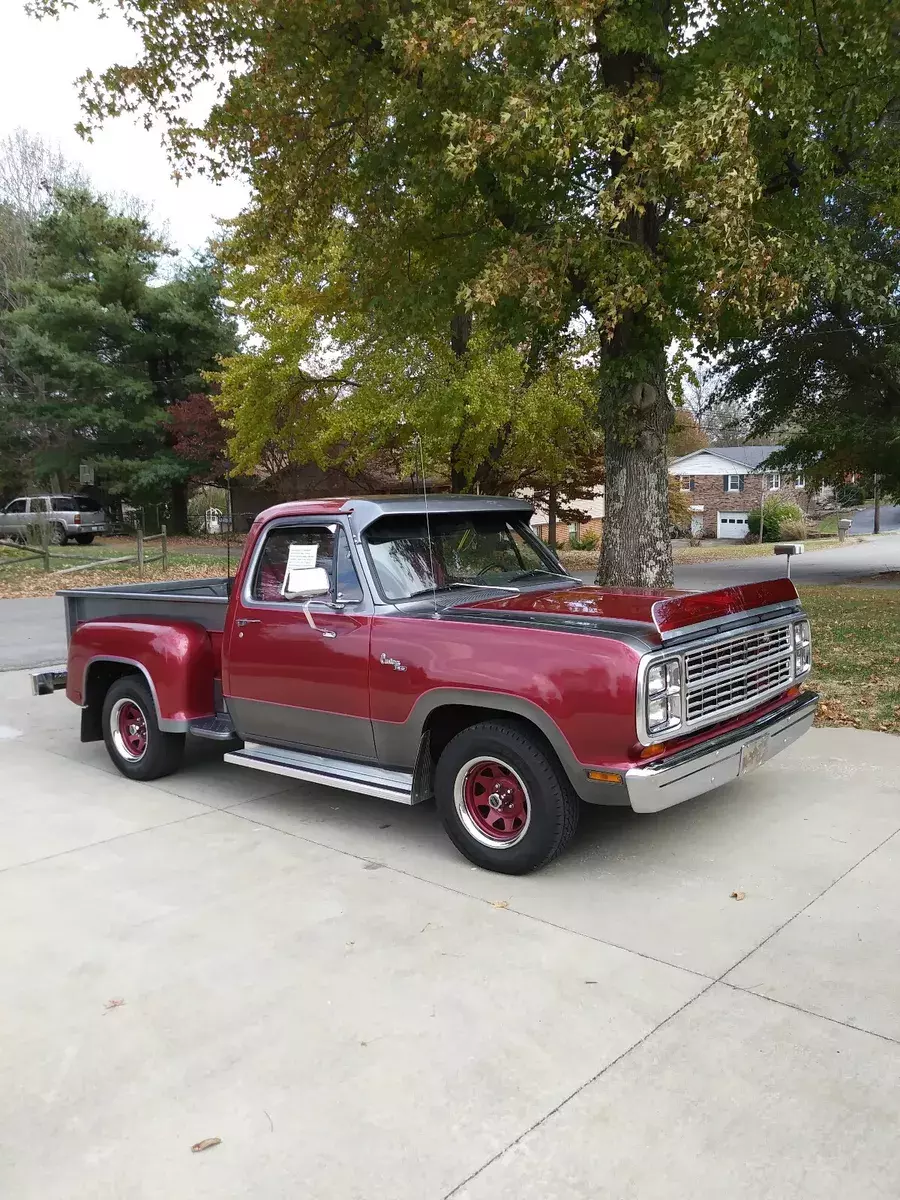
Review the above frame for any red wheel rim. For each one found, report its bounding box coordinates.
[462,759,529,842]
[116,701,147,758]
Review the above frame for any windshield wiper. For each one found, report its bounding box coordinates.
[403,579,520,600]
[508,569,575,583]
[403,583,475,600]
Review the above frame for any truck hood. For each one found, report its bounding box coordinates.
[450,578,800,643]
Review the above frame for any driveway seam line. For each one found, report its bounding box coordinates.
[441,978,719,1200]
[719,980,900,1047]
[718,824,900,982]
[0,809,217,876]
[220,806,714,983]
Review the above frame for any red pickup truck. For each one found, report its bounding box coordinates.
[33,496,817,874]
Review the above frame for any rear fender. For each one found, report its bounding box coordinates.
[68,618,216,735]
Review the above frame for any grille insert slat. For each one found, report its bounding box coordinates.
[682,622,794,725]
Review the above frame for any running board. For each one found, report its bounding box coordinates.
[223,743,418,805]
[189,715,238,741]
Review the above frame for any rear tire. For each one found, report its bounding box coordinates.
[49,523,67,546]
[102,675,185,781]
[74,533,95,545]
[434,720,579,875]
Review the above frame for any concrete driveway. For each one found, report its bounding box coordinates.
[2,669,900,1198]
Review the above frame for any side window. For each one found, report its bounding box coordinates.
[29,497,50,513]
[6,498,27,514]
[251,525,336,603]
[335,533,364,602]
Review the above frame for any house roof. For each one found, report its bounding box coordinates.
[669,445,784,473]
[711,446,783,470]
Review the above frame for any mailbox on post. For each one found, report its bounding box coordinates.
[837,518,853,542]
[774,542,804,578]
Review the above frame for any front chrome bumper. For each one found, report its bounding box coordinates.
[625,693,818,814]
[30,665,67,696]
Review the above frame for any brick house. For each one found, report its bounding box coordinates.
[527,488,605,545]
[668,446,807,539]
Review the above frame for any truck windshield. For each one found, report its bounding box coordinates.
[364,513,566,602]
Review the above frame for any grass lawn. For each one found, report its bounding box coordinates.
[0,543,231,599]
[800,586,900,734]
[557,535,866,571]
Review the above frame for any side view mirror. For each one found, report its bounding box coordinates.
[282,565,331,601]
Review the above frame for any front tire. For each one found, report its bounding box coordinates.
[102,676,185,781]
[434,720,579,874]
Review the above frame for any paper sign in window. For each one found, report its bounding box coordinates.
[286,543,317,572]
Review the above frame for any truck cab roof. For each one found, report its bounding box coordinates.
[251,494,534,532]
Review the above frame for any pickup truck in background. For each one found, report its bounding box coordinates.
[32,496,817,874]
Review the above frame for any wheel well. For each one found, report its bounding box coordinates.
[423,703,551,765]
[81,661,145,742]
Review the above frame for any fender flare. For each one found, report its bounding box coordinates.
[81,656,187,732]
[382,687,604,804]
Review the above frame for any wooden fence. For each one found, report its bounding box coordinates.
[0,526,168,576]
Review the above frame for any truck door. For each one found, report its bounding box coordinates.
[223,519,376,759]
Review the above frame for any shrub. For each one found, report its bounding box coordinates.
[779,517,808,541]
[568,530,599,551]
[834,482,865,507]
[747,500,804,542]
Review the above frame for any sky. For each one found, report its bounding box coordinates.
[1,2,249,254]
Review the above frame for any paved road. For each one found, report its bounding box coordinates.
[573,533,900,592]
[850,504,900,535]
[3,670,900,1197]
[0,596,66,671]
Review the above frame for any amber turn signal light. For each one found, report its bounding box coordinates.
[587,770,623,784]
[639,743,665,759]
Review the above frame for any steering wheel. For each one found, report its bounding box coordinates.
[474,563,506,578]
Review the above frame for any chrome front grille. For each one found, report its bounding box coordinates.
[684,622,794,725]
[684,625,792,684]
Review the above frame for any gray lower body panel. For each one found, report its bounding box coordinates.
[227,696,377,760]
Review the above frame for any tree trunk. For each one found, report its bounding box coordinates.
[548,483,558,551]
[595,348,674,588]
[873,474,881,534]
[169,479,189,535]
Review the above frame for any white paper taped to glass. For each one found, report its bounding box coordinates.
[287,543,318,571]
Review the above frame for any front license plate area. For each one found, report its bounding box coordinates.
[740,733,770,776]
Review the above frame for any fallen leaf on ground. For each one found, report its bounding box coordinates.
[191,1138,221,1153]
[104,998,125,1010]
[491,900,509,909]
[730,891,746,901]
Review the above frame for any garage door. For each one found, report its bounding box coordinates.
[717,511,749,539]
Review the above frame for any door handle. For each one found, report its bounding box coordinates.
[236,618,261,627]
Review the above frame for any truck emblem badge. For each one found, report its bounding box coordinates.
[379,653,407,672]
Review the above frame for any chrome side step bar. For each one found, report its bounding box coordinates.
[223,742,418,805]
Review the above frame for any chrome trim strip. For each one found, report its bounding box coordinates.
[657,599,800,645]
[82,655,190,733]
[626,693,818,813]
[224,743,419,805]
[30,665,68,696]
[635,614,811,746]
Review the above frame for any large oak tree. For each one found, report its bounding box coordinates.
[35,0,900,583]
